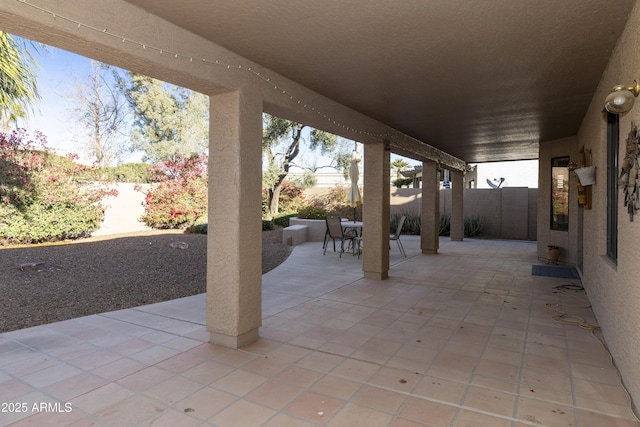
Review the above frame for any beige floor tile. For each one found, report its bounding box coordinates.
[209,399,276,426]
[516,397,576,427]
[573,377,632,405]
[241,354,289,377]
[275,365,324,388]
[462,385,516,417]
[265,343,312,363]
[389,417,430,426]
[210,369,268,396]
[412,376,466,405]
[139,408,201,427]
[284,390,345,424]
[368,366,421,393]
[351,386,407,415]
[296,350,345,373]
[471,374,519,394]
[576,408,640,427]
[71,383,134,413]
[180,358,236,385]
[453,409,512,427]
[173,386,238,420]
[6,407,86,427]
[475,358,521,383]
[43,372,108,401]
[245,379,304,409]
[327,402,393,427]
[331,359,380,382]
[144,375,203,405]
[400,397,458,426]
[213,348,256,367]
[311,375,361,400]
[116,366,174,392]
[93,394,167,426]
[0,378,34,401]
[263,413,318,427]
[21,363,83,389]
[91,357,147,381]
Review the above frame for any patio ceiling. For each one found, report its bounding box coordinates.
[123,0,635,163]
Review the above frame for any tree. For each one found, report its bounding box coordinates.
[391,158,411,178]
[118,72,208,163]
[262,114,351,217]
[0,32,41,132]
[69,61,128,167]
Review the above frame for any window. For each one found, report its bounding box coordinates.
[607,113,619,262]
[551,156,570,231]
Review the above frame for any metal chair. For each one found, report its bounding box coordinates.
[390,215,407,257]
[324,215,357,257]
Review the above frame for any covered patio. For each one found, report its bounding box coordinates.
[2,0,640,423]
[1,237,637,426]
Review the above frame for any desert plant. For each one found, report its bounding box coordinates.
[391,210,421,234]
[439,214,451,236]
[464,215,484,237]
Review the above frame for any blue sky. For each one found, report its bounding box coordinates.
[23,45,94,158]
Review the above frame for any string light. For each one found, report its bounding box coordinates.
[14,0,466,168]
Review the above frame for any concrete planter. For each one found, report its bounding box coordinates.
[289,217,326,242]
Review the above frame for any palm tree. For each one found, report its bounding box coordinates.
[391,158,410,178]
[0,31,40,131]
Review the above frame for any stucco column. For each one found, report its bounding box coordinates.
[207,91,262,348]
[362,141,390,279]
[450,169,464,241]
[421,161,440,254]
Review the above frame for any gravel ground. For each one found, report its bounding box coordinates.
[0,228,292,333]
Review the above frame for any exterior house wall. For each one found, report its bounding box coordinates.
[569,1,640,410]
[537,136,581,265]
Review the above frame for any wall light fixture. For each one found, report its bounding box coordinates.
[604,80,640,114]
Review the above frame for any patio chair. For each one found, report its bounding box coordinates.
[390,215,407,257]
[324,215,357,257]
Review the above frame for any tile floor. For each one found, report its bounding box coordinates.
[1,236,639,426]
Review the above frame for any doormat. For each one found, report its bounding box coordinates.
[531,264,580,279]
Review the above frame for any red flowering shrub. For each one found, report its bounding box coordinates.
[0,129,117,244]
[138,154,208,228]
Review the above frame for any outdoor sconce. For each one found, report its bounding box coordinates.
[604,80,640,114]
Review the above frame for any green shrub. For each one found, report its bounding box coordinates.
[392,178,413,188]
[110,162,153,183]
[186,216,208,234]
[464,215,484,237]
[297,204,328,219]
[273,212,296,227]
[262,219,275,230]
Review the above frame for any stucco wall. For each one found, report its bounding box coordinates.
[570,1,640,411]
[390,187,537,240]
[537,136,581,265]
